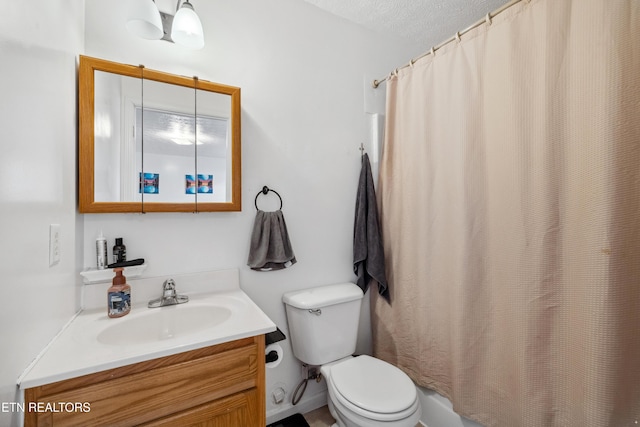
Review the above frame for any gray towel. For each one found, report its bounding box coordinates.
[248,210,297,271]
[353,153,389,301]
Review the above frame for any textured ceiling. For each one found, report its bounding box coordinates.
[301,0,513,47]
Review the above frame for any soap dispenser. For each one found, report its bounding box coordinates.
[107,267,131,318]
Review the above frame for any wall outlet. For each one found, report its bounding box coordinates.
[49,224,60,266]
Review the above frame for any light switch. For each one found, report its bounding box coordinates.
[49,224,60,266]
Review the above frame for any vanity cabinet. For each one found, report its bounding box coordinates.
[23,335,265,426]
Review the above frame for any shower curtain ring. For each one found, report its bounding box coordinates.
[430,47,436,56]
[455,32,461,43]
[485,13,492,25]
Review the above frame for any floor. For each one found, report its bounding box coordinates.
[303,405,335,427]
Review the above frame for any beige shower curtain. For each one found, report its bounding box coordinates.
[371,0,640,426]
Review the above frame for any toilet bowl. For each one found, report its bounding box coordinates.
[282,283,422,427]
[321,356,421,427]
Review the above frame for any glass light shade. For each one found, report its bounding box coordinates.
[171,2,205,49]
[126,0,163,40]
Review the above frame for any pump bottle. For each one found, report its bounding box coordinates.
[107,267,131,318]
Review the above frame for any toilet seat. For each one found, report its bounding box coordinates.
[328,377,420,423]
[328,355,419,422]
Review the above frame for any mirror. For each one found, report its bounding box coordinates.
[79,55,241,213]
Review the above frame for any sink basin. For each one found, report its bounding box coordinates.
[97,303,232,345]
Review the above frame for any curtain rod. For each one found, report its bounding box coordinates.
[372,0,528,88]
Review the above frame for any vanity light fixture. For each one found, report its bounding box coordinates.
[126,0,205,50]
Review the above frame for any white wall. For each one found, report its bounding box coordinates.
[83,0,423,422]
[0,1,85,426]
[0,0,423,425]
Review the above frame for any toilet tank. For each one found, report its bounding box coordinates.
[283,283,364,366]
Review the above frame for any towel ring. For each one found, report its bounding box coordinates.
[254,186,283,211]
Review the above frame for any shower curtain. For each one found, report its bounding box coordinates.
[371,0,640,426]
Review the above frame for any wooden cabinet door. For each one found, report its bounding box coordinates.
[140,388,259,427]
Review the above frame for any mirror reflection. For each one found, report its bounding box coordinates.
[136,108,231,203]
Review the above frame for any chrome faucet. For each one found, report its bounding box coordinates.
[148,279,189,308]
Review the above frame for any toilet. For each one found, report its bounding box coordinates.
[283,283,421,427]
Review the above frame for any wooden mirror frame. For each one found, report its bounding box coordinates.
[78,55,241,213]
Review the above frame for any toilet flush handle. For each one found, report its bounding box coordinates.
[308,308,322,316]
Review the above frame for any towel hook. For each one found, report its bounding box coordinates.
[254,186,283,211]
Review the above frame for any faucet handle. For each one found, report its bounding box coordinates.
[148,278,188,308]
[163,279,177,297]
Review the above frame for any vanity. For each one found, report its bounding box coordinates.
[19,269,275,426]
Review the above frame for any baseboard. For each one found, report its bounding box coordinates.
[266,390,327,425]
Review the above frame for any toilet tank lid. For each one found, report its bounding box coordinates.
[283,283,364,309]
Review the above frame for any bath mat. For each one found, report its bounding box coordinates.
[267,413,310,427]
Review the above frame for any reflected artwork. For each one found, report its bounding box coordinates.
[186,174,214,194]
[139,173,160,194]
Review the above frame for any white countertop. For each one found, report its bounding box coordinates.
[19,270,276,389]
